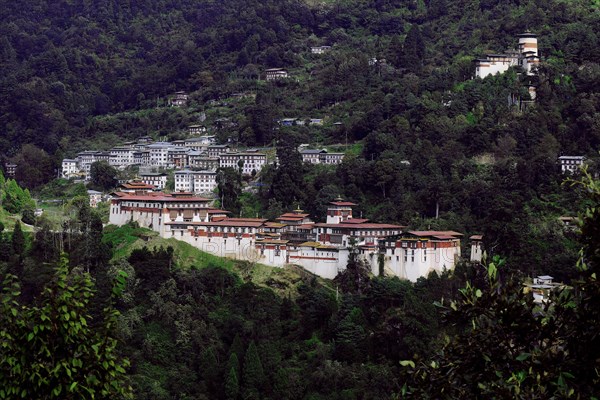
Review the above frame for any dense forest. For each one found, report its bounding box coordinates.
[1,164,600,399]
[1,0,600,398]
[1,0,599,278]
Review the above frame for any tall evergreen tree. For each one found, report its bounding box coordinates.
[12,221,25,255]
[242,341,265,400]
[225,367,239,400]
[401,25,425,73]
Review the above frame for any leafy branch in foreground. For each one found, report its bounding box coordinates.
[0,253,132,399]
[399,168,600,399]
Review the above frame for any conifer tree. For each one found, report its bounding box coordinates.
[11,220,24,254]
[200,347,219,388]
[229,333,245,362]
[242,341,265,399]
[226,352,240,380]
[225,367,239,400]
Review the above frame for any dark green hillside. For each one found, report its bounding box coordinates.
[1,0,598,277]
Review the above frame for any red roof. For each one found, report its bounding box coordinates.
[470,235,483,240]
[343,218,369,224]
[120,182,155,189]
[265,222,286,228]
[167,219,266,228]
[226,218,268,223]
[278,213,310,219]
[314,223,404,230]
[407,231,463,238]
[297,224,315,230]
[329,201,357,206]
[113,192,211,202]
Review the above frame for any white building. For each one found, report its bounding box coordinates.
[470,234,484,263]
[474,33,540,79]
[379,231,463,282]
[174,170,195,192]
[188,125,207,135]
[61,159,79,179]
[169,91,189,107]
[174,170,217,194]
[219,152,267,175]
[147,142,176,168]
[108,194,466,282]
[109,147,134,168]
[301,150,324,164]
[193,170,217,194]
[559,156,585,174]
[300,149,345,165]
[76,151,100,180]
[139,172,168,190]
[88,190,102,208]
[189,153,219,170]
[109,192,212,236]
[265,68,289,81]
[311,46,332,54]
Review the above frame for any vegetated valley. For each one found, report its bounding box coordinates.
[1,0,600,398]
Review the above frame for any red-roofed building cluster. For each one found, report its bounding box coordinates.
[109,191,475,281]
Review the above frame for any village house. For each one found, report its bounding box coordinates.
[76,151,101,180]
[474,32,540,79]
[167,147,190,169]
[523,275,566,304]
[61,159,79,179]
[4,163,16,178]
[109,146,134,168]
[218,151,267,175]
[558,155,585,174]
[88,190,102,208]
[174,170,217,194]
[300,149,345,165]
[139,172,168,190]
[169,91,189,107]
[188,124,207,135]
[188,153,220,170]
[265,68,289,81]
[147,142,176,168]
[321,152,344,165]
[311,46,332,54]
[470,235,484,263]
[301,149,324,164]
[132,150,150,166]
[379,231,463,282]
[207,144,230,158]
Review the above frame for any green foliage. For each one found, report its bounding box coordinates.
[242,341,265,400]
[2,179,35,215]
[0,254,132,399]
[225,367,240,400]
[11,221,25,255]
[89,161,118,191]
[400,171,600,398]
[217,167,243,216]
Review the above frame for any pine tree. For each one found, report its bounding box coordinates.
[226,352,240,379]
[12,221,25,255]
[200,347,219,388]
[229,333,245,362]
[401,25,425,73]
[242,341,265,400]
[225,367,239,400]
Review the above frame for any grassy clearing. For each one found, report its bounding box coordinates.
[103,224,326,297]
